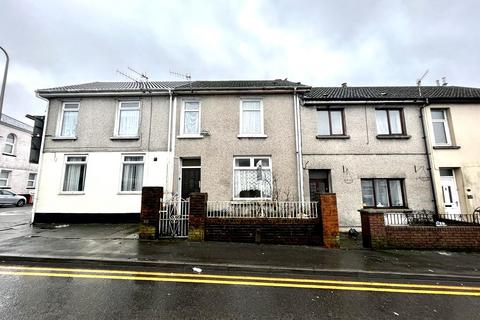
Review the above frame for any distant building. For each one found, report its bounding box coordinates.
[0,114,38,202]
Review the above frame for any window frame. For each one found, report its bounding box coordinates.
[114,101,141,137]
[361,178,407,209]
[0,169,11,188]
[27,172,37,189]
[375,108,406,136]
[179,100,202,137]
[3,133,16,155]
[431,108,452,146]
[238,99,265,137]
[57,102,80,138]
[316,108,346,136]
[61,154,88,194]
[232,156,272,200]
[119,153,145,194]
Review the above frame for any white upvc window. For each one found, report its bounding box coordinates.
[3,133,16,154]
[0,170,11,187]
[239,100,264,136]
[58,102,79,137]
[62,155,87,193]
[180,101,201,136]
[233,156,272,200]
[27,173,37,188]
[116,101,140,137]
[120,154,144,192]
[431,109,452,146]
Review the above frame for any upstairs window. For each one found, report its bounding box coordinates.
[317,109,345,136]
[116,101,140,137]
[361,178,405,208]
[27,173,37,188]
[240,100,263,136]
[0,170,11,187]
[431,109,451,145]
[4,133,16,154]
[375,109,404,135]
[121,155,144,192]
[59,102,79,137]
[63,155,87,192]
[181,101,201,135]
[233,156,272,199]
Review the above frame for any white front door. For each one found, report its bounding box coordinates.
[440,175,460,215]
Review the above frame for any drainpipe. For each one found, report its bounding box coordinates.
[420,98,439,215]
[171,95,178,196]
[293,87,305,202]
[31,93,49,223]
[165,89,173,196]
[0,46,9,117]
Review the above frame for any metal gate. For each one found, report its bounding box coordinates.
[159,198,190,238]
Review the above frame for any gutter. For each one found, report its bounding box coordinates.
[31,93,50,223]
[303,100,424,105]
[419,98,439,215]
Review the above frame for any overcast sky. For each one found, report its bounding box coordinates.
[1,0,479,123]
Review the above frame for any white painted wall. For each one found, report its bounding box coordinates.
[35,151,171,214]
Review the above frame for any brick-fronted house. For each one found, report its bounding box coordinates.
[33,80,480,231]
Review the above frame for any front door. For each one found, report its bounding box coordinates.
[440,169,460,215]
[181,158,201,199]
[309,170,330,201]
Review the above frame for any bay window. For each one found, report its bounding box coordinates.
[233,156,272,199]
[239,100,263,136]
[121,155,144,192]
[63,155,87,192]
[361,178,405,208]
[181,101,201,135]
[116,101,140,137]
[375,109,404,135]
[59,102,79,137]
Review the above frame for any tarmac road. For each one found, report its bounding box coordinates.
[0,260,478,320]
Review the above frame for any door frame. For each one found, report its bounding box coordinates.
[439,169,461,215]
[179,158,201,199]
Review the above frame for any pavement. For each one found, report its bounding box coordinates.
[1,206,480,281]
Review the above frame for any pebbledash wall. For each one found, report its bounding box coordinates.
[34,96,173,221]
[301,103,434,230]
[173,93,299,201]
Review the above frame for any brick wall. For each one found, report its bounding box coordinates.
[360,209,480,251]
[139,186,163,240]
[319,193,340,248]
[205,218,322,245]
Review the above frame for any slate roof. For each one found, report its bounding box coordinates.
[37,80,308,94]
[305,86,480,100]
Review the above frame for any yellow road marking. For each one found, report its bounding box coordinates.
[0,265,479,292]
[0,269,479,296]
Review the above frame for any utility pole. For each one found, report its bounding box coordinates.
[0,46,9,117]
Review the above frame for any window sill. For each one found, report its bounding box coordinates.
[359,208,412,213]
[52,136,77,141]
[110,136,140,141]
[237,134,268,139]
[0,187,11,189]
[231,198,273,202]
[316,135,350,140]
[376,134,411,139]
[433,145,461,150]
[59,192,85,195]
[118,192,142,195]
[2,153,16,157]
[26,187,36,190]
[177,135,204,139]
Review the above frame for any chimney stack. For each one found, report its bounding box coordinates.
[442,77,448,86]
[436,80,440,86]
[341,82,347,88]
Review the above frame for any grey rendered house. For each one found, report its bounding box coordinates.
[33,80,309,222]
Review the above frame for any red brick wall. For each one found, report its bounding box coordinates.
[139,187,163,240]
[319,194,340,248]
[385,226,480,250]
[205,218,322,245]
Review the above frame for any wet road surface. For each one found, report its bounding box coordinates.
[0,260,478,319]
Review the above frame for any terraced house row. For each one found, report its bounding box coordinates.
[32,80,480,230]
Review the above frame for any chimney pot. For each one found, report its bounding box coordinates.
[341,82,347,88]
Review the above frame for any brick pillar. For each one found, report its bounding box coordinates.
[359,209,386,249]
[319,193,340,248]
[189,192,207,241]
[139,187,163,240]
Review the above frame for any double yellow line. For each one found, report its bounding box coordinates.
[0,265,479,296]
